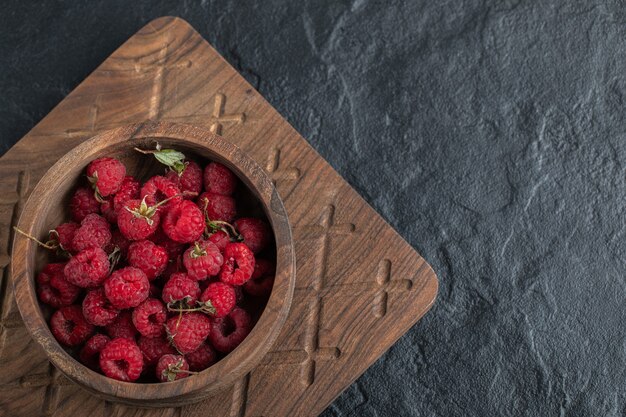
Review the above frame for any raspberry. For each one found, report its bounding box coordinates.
[207,230,230,252]
[87,157,126,198]
[101,176,140,223]
[106,229,130,258]
[79,334,110,370]
[104,267,150,309]
[138,335,175,367]
[199,282,236,318]
[219,243,255,286]
[162,272,200,306]
[156,354,191,382]
[162,200,205,243]
[198,192,236,222]
[50,222,78,253]
[165,313,211,354]
[64,247,110,288]
[70,187,100,222]
[183,241,224,281]
[149,228,186,259]
[117,198,162,241]
[82,288,120,326]
[141,176,182,209]
[50,305,95,346]
[243,258,276,297]
[72,214,112,252]
[99,338,143,382]
[209,307,252,353]
[127,240,169,280]
[185,343,217,371]
[234,218,271,254]
[132,298,167,338]
[166,161,203,198]
[203,162,237,195]
[37,263,80,308]
[105,310,137,340]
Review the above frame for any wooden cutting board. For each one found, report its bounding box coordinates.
[0,17,438,417]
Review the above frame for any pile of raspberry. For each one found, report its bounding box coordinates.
[35,150,276,383]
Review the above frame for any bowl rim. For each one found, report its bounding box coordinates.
[11,121,295,404]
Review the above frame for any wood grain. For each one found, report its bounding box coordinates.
[0,16,438,416]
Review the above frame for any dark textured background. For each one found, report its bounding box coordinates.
[1,1,625,416]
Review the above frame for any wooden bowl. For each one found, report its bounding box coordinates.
[11,122,295,407]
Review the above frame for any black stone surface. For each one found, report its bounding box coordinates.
[1,1,625,416]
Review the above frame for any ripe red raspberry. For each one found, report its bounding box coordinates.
[37,263,80,308]
[50,222,78,253]
[127,240,169,281]
[79,334,110,370]
[183,241,224,281]
[105,310,137,339]
[198,192,236,222]
[101,176,140,223]
[149,228,186,265]
[165,313,211,354]
[106,229,130,258]
[64,247,110,288]
[70,187,100,222]
[104,267,150,309]
[162,272,200,306]
[243,258,276,297]
[185,343,217,371]
[82,288,120,326]
[207,230,230,252]
[138,335,175,367]
[117,198,162,241]
[209,307,252,353]
[141,176,182,209]
[166,161,203,198]
[234,218,271,254]
[200,282,236,318]
[50,305,95,346]
[156,354,191,382]
[72,214,112,252]
[219,243,255,286]
[132,298,167,338]
[203,162,237,195]
[87,157,126,198]
[99,337,143,382]
[162,200,205,243]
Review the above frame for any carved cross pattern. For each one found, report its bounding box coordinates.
[42,365,64,415]
[164,92,246,136]
[133,43,193,120]
[2,365,72,415]
[259,205,354,387]
[64,94,104,138]
[297,205,356,291]
[208,93,246,135]
[0,171,29,355]
[261,205,415,389]
[316,259,413,318]
[266,147,300,199]
[372,259,412,317]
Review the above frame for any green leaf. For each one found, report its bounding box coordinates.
[153,149,186,173]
